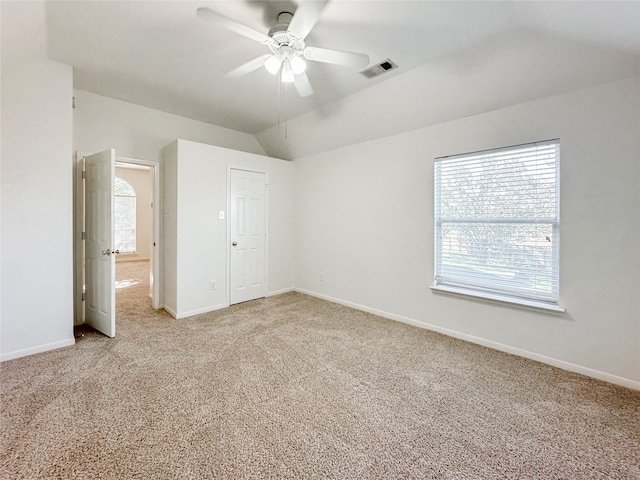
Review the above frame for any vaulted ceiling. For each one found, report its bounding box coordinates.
[46,1,640,140]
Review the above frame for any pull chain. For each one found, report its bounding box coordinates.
[277,78,289,139]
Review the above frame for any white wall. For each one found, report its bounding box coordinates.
[74,89,266,161]
[0,1,75,360]
[115,166,153,262]
[294,77,640,388]
[162,140,294,318]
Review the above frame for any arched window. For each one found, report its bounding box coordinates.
[114,177,136,253]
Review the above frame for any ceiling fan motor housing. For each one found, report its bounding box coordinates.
[267,25,306,53]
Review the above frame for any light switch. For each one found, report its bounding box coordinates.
[219,211,225,220]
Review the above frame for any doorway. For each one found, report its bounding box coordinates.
[114,160,156,316]
[75,151,161,337]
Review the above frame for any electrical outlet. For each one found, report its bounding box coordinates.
[320,272,324,282]
[210,281,216,290]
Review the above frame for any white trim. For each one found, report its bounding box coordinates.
[264,173,270,302]
[1,338,76,362]
[430,285,565,314]
[163,305,178,319]
[226,167,231,306]
[174,303,229,319]
[116,256,149,263]
[294,288,639,391]
[74,151,86,326]
[267,287,295,297]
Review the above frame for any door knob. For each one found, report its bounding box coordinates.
[232,242,237,247]
[114,249,120,255]
[102,249,111,256]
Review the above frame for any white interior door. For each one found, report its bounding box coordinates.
[85,149,116,337]
[230,169,267,305]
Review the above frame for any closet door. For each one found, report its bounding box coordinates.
[229,168,267,305]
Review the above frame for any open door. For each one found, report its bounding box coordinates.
[85,149,116,337]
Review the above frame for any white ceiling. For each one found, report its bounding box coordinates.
[45,1,640,135]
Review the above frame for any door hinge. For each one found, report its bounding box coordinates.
[72,96,76,109]
[82,232,86,240]
[81,292,86,301]
[82,170,86,179]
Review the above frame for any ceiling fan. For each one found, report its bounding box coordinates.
[196,1,370,97]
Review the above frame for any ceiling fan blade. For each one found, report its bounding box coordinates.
[303,46,369,69]
[227,54,271,78]
[196,7,271,44]
[287,0,329,40]
[294,73,314,97]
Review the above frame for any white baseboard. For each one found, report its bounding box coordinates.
[172,303,229,319]
[267,287,295,297]
[294,288,640,391]
[1,337,76,362]
[116,256,149,263]
[163,305,178,318]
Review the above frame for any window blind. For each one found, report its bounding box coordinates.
[434,140,560,305]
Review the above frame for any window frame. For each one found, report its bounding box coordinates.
[432,139,563,313]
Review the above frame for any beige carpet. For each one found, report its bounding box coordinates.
[1,260,639,479]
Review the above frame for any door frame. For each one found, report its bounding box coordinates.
[226,166,269,305]
[74,151,162,326]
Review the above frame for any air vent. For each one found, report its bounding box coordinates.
[360,58,398,79]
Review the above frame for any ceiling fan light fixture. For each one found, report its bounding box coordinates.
[290,55,306,75]
[264,54,282,75]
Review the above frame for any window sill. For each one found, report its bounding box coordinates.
[430,285,565,314]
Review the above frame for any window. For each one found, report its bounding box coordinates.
[114,177,136,253]
[433,139,560,309]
